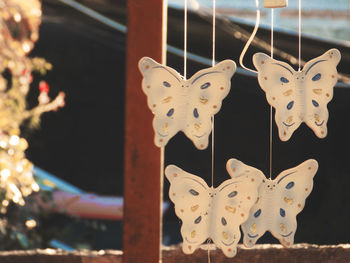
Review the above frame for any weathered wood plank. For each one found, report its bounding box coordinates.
[1,245,350,263]
[123,0,165,262]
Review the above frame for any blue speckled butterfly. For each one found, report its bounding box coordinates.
[253,49,341,141]
[227,158,318,248]
[138,57,236,149]
[165,164,260,257]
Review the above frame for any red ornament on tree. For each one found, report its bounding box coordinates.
[39,81,49,93]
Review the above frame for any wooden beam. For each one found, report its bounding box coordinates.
[123,0,165,262]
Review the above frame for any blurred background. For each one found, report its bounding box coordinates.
[1,0,350,251]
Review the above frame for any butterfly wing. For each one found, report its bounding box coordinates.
[303,49,341,138]
[165,165,210,254]
[226,158,267,247]
[253,53,301,141]
[211,168,261,257]
[269,159,318,247]
[139,57,184,147]
[183,60,236,149]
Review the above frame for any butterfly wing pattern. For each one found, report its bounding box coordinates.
[253,49,341,141]
[228,159,318,247]
[139,57,236,149]
[165,164,260,257]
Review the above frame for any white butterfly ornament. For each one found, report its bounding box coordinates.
[165,164,260,257]
[139,57,236,149]
[253,49,341,141]
[227,158,318,247]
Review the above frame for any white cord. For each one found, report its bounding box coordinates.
[212,0,216,67]
[211,0,216,188]
[298,0,302,71]
[58,0,127,33]
[184,0,188,79]
[239,0,260,74]
[269,8,274,180]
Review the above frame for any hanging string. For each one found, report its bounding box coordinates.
[160,1,168,262]
[184,0,188,79]
[298,0,302,71]
[211,0,216,188]
[269,9,274,180]
[212,0,216,66]
[207,239,211,263]
[239,0,260,74]
[208,1,216,262]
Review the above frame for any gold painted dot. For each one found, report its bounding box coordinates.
[145,65,150,69]
[298,203,301,208]
[251,223,257,233]
[247,196,251,200]
[220,87,224,90]
[308,167,312,170]
[153,104,156,107]
[305,188,308,191]
[286,242,291,246]
[225,206,236,214]
[264,76,268,80]
[286,116,294,124]
[188,245,192,250]
[232,168,236,172]
[261,61,265,64]
[191,205,199,212]
[222,231,229,240]
[331,75,335,78]
[284,197,294,205]
[284,132,287,136]
[326,93,330,97]
[159,139,163,142]
[191,230,196,238]
[249,240,252,243]
[227,66,230,69]
[280,223,286,232]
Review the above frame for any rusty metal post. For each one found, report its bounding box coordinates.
[123,0,166,262]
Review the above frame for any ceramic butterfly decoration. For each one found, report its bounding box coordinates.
[165,164,260,257]
[253,49,341,141]
[227,158,318,247]
[139,57,236,149]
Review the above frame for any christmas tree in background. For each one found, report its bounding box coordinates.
[0,0,65,247]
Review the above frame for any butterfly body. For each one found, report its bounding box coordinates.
[253,49,341,141]
[139,57,236,149]
[227,158,318,247]
[165,164,260,257]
